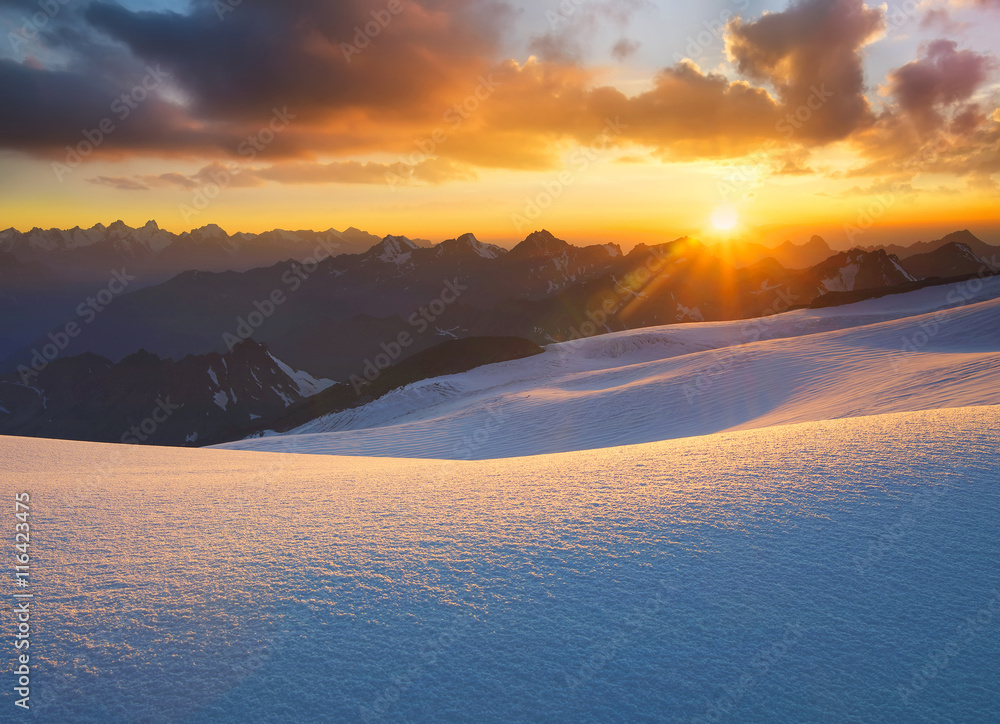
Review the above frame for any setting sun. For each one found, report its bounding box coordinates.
[711,206,740,232]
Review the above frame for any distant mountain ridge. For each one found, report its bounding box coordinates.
[723,234,837,269]
[0,220,404,285]
[900,241,999,280]
[0,340,333,446]
[1,224,995,385]
[0,228,933,380]
[863,230,999,261]
[1,223,997,447]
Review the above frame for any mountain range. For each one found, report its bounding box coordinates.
[0,223,997,446]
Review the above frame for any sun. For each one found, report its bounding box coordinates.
[710,205,739,232]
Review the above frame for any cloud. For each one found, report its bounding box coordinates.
[920,8,969,33]
[2,0,998,189]
[87,175,150,191]
[885,39,996,130]
[950,0,1000,8]
[254,158,476,185]
[611,38,640,62]
[528,0,651,63]
[849,40,999,181]
[86,157,476,192]
[84,0,513,122]
[725,0,885,142]
[0,0,515,160]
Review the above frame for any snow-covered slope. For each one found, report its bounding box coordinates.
[3,406,998,722]
[217,276,1000,459]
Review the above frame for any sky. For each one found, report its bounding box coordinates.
[0,0,998,249]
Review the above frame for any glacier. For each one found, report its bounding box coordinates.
[216,276,1000,459]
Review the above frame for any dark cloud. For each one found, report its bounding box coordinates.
[85,0,513,122]
[886,39,996,130]
[725,0,885,142]
[1,0,514,159]
[611,37,640,62]
[0,58,230,154]
[1,0,998,187]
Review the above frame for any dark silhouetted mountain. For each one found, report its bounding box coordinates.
[0,250,54,289]
[434,233,505,260]
[213,336,544,443]
[0,228,977,391]
[3,225,993,446]
[865,229,1000,261]
[0,340,332,446]
[800,249,915,294]
[722,235,835,269]
[0,220,389,287]
[900,241,999,280]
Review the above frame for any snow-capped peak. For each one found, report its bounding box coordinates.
[369,235,420,264]
[435,233,505,259]
[267,352,335,398]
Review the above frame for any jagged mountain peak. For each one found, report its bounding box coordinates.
[628,236,704,259]
[938,229,980,245]
[191,223,228,238]
[120,349,164,366]
[366,235,421,264]
[813,247,914,293]
[509,230,572,259]
[435,233,505,260]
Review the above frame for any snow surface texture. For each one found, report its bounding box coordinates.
[217,277,1000,459]
[1,406,998,722]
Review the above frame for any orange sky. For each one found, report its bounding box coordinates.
[1,0,998,248]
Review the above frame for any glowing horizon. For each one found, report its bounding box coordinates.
[1,0,998,249]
